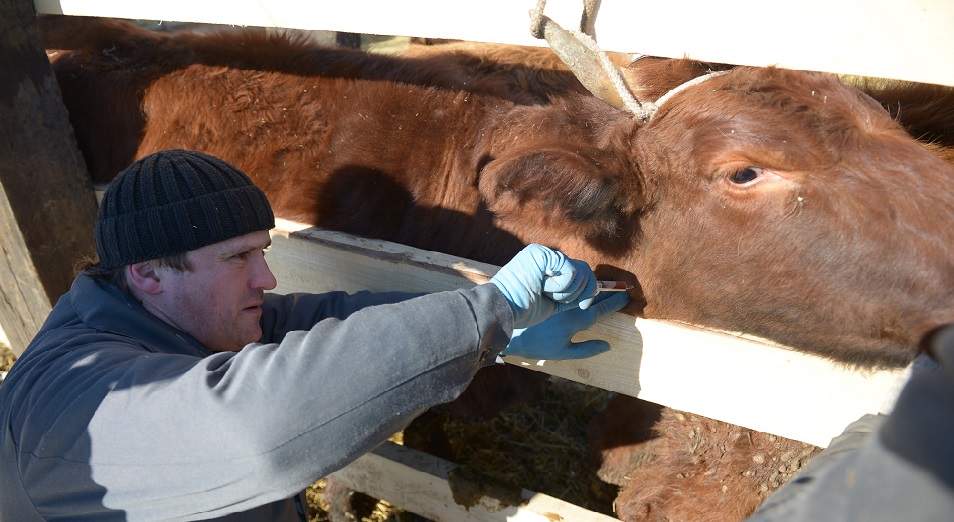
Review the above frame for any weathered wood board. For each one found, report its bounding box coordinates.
[269,219,910,449]
[329,441,619,522]
[33,0,954,86]
[0,0,99,355]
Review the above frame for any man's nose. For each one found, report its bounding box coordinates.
[252,257,278,291]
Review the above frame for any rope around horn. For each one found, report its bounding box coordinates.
[530,0,731,122]
[529,0,656,121]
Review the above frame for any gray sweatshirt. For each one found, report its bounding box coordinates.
[0,273,512,521]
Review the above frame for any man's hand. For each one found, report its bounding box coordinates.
[489,244,599,329]
[501,291,630,360]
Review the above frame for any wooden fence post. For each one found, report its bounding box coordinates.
[0,0,98,355]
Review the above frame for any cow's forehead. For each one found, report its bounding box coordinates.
[644,69,911,171]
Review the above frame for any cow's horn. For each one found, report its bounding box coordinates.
[531,14,657,121]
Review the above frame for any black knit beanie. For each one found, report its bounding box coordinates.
[95,149,276,270]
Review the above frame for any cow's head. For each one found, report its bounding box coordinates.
[487,19,954,367]
[629,66,954,367]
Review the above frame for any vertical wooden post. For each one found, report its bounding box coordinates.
[0,0,98,355]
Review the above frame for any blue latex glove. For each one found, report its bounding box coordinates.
[489,244,599,329]
[501,291,630,360]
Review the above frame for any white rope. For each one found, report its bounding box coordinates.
[529,0,546,38]
[654,70,730,111]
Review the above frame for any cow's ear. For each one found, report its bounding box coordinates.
[478,147,644,241]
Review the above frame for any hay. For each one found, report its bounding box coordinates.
[307,480,426,522]
[309,376,619,521]
[402,376,618,516]
[1,343,15,372]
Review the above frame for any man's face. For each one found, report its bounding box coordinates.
[145,230,277,352]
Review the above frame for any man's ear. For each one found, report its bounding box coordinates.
[126,261,163,295]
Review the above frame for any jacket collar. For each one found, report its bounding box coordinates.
[67,274,212,357]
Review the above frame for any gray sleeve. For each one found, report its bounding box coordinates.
[49,284,512,519]
[747,336,954,522]
[257,290,423,343]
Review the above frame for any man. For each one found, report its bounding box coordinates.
[0,149,628,520]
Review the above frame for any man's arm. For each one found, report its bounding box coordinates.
[69,286,509,519]
[258,290,422,343]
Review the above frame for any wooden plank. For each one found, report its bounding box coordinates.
[33,0,954,86]
[269,219,910,448]
[269,220,495,296]
[0,0,99,355]
[329,441,619,522]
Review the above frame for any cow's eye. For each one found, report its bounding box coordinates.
[729,167,762,184]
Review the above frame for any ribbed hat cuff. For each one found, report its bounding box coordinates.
[96,184,274,269]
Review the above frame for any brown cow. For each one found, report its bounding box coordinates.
[399,38,954,519]
[39,15,954,521]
